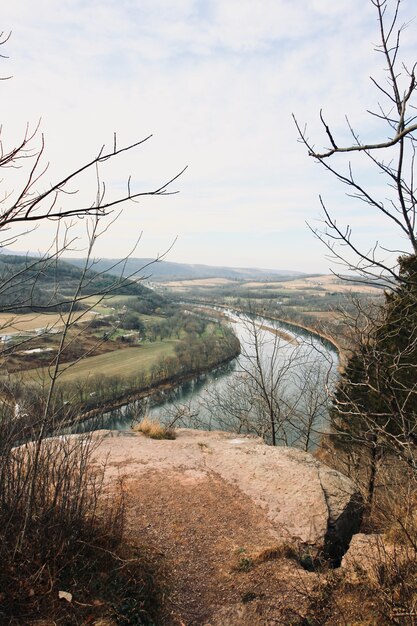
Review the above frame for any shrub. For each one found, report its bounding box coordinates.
[133,416,176,440]
[0,422,162,624]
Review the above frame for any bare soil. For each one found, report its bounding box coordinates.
[94,430,352,625]
[124,469,315,625]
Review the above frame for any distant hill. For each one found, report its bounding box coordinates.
[65,257,306,282]
[0,253,158,312]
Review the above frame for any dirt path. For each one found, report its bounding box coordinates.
[124,469,314,625]
[93,429,361,624]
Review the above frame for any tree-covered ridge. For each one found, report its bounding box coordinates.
[66,255,305,282]
[0,253,161,312]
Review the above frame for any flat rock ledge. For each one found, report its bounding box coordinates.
[93,428,362,562]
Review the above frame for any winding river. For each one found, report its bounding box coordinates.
[78,309,339,449]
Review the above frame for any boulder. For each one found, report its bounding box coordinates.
[341,533,409,585]
[94,428,362,562]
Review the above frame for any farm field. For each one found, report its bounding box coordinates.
[80,294,139,313]
[273,274,383,294]
[23,340,177,385]
[79,295,112,315]
[0,310,97,335]
[155,274,384,354]
[159,274,383,295]
[165,277,235,287]
[106,294,141,306]
[0,293,147,336]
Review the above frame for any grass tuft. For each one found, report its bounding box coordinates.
[133,416,176,440]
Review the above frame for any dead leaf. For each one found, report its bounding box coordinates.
[58,590,72,602]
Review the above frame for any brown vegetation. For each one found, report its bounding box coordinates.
[134,416,176,440]
[0,430,163,625]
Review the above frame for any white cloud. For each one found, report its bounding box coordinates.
[2,0,416,272]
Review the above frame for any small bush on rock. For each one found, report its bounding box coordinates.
[133,416,176,440]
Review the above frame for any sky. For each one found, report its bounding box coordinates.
[2,0,416,273]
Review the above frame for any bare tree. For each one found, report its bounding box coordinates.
[0,33,183,622]
[202,308,336,450]
[293,0,417,487]
[292,6,417,621]
[293,11,417,621]
[294,0,417,287]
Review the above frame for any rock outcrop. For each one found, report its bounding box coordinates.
[341,532,409,585]
[94,428,362,562]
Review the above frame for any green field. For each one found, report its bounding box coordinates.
[80,295,112,315]
[107,295,140,306]
[80,294,139,314]
[23,340,177,385]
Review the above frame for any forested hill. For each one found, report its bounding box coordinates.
[65,257,306,282]
[0,254,160,312]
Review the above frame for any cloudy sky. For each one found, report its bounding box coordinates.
[2,0,416,272]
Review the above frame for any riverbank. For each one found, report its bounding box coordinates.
[255,313,346,370]
[64,305,337,442]
[66,345,240,427]
[188,301,342,361]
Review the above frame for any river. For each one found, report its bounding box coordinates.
[76,309,339,450]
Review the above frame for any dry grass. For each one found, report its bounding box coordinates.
[163,277,234,287]
[313,442,417,625]
[0,310,97,335]
[277,275,383,294]
[0,425,163,625]
[133,416,176,440]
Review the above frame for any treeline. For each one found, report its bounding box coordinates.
[0,254,159,312]
[67,322,239,415]
[105,299,215,343]
[177,289,379,341]
[2,319,240,427]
